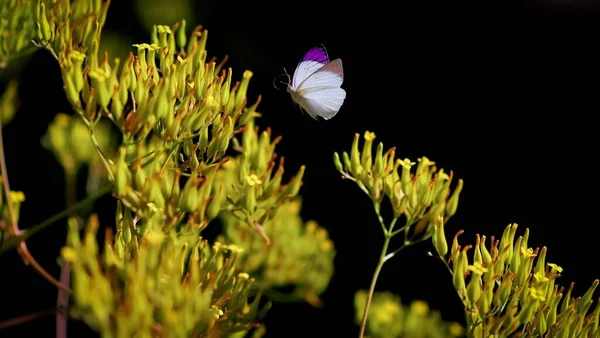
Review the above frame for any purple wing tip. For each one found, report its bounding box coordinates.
[302,46,329,64]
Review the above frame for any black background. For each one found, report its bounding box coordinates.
[2,0,600,337]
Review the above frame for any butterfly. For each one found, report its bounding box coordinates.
[285,45,346,120]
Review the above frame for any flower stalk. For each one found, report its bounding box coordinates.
[334,131,464,338]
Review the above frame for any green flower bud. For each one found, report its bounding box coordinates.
[374,142,384,176]
[179,176,200,212]
[115,147,130,196]
[176,20,187,50]
[432,216,448,257]
[577,279,599,315]
[39,3,52,42]
[110,90,124,120]
[445,178,463,218]
[481,280,493,314]
[217,116,234,156]
[263,158,284,197]
[206,184,225,222]
[536,309,548,335]
[453,248,469,297]
[333,152,343,173]
[235,70,253,109]
[148,176,166,210]
[285,165,305,197]
[350,133,362,176]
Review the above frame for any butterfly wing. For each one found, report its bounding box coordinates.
[296,58,346,120]
[292,46,330,89]
[298,87,347,120]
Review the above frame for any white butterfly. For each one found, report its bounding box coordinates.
[286,45,346,120]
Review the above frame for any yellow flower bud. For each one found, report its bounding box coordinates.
[361,131,375,172]
[88,68,110,111]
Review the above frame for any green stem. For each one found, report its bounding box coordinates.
[23,183,111,241]
[358,232,392,338]
[0,183,112,255]
[87,124,114,181]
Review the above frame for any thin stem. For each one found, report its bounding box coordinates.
[359,232,392,338]
[0,308,56,329]
[0,183,112,255]
[87,124,114,181]
[373,201,387,234]
[340,172,370,197]
[18,241,69,291]
[57,172,77,338]
[0,112,69,291]
[22,183,111,241]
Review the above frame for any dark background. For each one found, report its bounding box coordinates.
[2,0,600,337]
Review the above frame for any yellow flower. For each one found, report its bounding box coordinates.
[399,158,416,169]
[521,246,537,258]
[548,263,563,273]
[245,174,262,186]
[364,131,376,141]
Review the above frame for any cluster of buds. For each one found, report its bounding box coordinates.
[32,0,110,58]
[213,119,306,243]
[354,290,464,338]
[443,223,600,337]
[0,0,35,68]
[110,116,304,239]
[91,21,272,233]
[112,138,229,232]
[55,15,259,143]
[60,214,269,337]
[28,0,319,333]
[334,131,463,240]
[219,198,335,307]
[41,112,114,176]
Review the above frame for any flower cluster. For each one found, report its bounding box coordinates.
[334,131,463,242]
[15,1,333,335]
[354,290,464,338]
[442,223,600,337]
[0,0,36,68]
[219,198,335,307]
[61,214,268,337]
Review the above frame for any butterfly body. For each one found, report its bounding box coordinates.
[287,46,346,120]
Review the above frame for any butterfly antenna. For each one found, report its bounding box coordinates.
[272,74,282,90]
[272,68,292,91]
